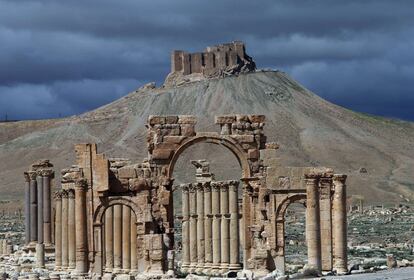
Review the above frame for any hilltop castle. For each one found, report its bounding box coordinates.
[165,41,256,86]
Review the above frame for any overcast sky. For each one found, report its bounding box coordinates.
[1,0,413,121]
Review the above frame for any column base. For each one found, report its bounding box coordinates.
[195,263,205,274]
[228,263,242,271]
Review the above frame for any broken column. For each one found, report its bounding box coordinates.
[74,179,88,274]
[36,243,45,268]
[68,189,76,269]
[332,174,348,274]
[54,191,62,269]
[24,172,31,245]
[220,182,230,272]
[196,182,205,272]
[211,182,221,272]
[105,207,114,272]
[181,184,190,272]
[189,183,198,272]
[305,173,322,272]
[229,180,241,270]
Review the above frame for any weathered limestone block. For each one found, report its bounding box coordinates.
[129,178,151,192]
[178,115,197,124]
[215,115,236,124]
[180,124,196,136]
[248,115,266,123]
[118,166,137,179]
[152,148,174,160]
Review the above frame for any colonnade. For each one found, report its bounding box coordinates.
[181,180,241,275]
[304,174,347,274]
[103,205,138,274]
[23,169,54,247]
[53,179,89,275]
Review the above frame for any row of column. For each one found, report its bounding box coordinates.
[181,180,241,275]
[23,169,54,246]
[54,179,89,275]
[305,174,347,274]
[103,205,138,274]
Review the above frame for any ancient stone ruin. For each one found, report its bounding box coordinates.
[164,41,256,86]
[17,114,348,279]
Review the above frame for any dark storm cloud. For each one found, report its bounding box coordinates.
[0,0,413,120]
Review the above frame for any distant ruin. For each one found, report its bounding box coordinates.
[165,41,256,86]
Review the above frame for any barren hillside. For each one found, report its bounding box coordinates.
[1,71,413,205]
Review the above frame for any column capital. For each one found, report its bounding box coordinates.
[333,174,347,185]
[304,173,320,184]
[203,182,211,192]
[28,171,38,181]
[188,183,197,193]
[41,169,54,178]
[196,182,204,191]
[67,189,75,199]
[61,190,69,199]
[54,191,63,200]
[181,184,190,193]
[24,172,30,182]
[211,182,221,191]
[74,179,88,190]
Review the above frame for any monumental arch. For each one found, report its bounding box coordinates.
[24,114,348,278]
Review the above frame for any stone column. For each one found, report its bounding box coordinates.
[24,172,31,245]
[113,205,123,272]
[189,184,198,272]
[181,184,190,272]
[105,207,114,272]
[61,190,69,269]
[54,191,62,269]
[29,171,38,243]
[204,182,213,271]
[305,174,322,272]
[36,243,45,268]
[332,174,348,274]
[68,189,76,269]
[122,206,131,272]
[37,172,44,244]
[229,180,241,270]
[211,182,221,272]
[130,211,137,272]
[196,182,205,272]
[220,182,230,272]
[319,176,333,271]
[42,170,53,246]
[74,179,88,274]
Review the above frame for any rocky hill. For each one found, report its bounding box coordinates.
[1,70,414,205]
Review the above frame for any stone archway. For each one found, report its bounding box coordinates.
[93,197,144,276]
[166,134,252,180]
[273,194,306,274]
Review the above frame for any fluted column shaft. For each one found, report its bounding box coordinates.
[68,189,76,269]
[122,206,131,272]
[204,183,213,269]
[305,174,322,272]
[332,175,348,274]
[61,190,69,269]
[189,184,198,271]
[24,173,31,245]
[54,191,62,269]
[29,171,38,243]
[37,174,44,244]
[113,205,123,272]
[105,207,114,272]
[229,181,241,270]
[43,170,53,246]
[181,185,190,271]
[75,180,88,274]
[196,183,205,271]
[211,183,221,271]
[220,182,230,271]
[130,212,137,272]
[319,176,333,271]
